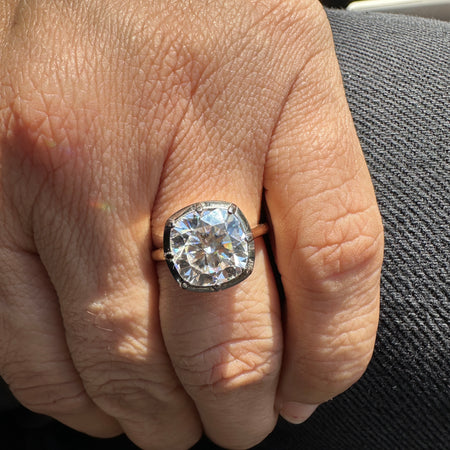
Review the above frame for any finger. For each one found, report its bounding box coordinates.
[29,139,203,448]
[2,6,203,447]
[151,58,287,448]
[152,151,282,449]
[0,246,121,437]
[29,176,202,449]
[264,9,384,419]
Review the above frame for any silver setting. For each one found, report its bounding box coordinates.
[162,201,255,292]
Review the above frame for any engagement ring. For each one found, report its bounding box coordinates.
[152,201,268,292]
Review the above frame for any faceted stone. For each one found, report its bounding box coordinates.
[165,202,254,290]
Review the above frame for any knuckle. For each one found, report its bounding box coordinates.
[76,351,202,450]
[6,62,86,170]
[6,374,87,416]
[7,90,78,176]
[173,336,280,397]
[0,343,88,417]
[72,310,176,412]
[298,204,384,293]
[79,359,181,421]
[2,4,96,172]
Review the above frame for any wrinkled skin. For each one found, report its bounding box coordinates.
[0,1,383,449]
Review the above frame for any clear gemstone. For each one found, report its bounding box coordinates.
[166,202,253,290]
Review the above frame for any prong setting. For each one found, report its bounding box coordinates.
[162,201,255,292]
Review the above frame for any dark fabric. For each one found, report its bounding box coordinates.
[1,9,449,450]
[320,1,350,8]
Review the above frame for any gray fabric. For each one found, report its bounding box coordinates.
[0,9,449,450]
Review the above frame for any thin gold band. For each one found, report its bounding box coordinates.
[152,223,269,262]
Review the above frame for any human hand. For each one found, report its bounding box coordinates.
[0,1,383,448]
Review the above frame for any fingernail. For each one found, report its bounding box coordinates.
[280,402,319,424]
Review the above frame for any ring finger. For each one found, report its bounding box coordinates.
[151,82,285,450]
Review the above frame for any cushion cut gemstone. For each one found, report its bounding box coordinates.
[164,202,254,290]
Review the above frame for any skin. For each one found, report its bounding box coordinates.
[0,1,383,449]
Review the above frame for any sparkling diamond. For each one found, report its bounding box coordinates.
[164,201,255,291]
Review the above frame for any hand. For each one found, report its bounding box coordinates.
[0,1,383,448]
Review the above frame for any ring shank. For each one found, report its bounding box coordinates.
[151,223,269,262]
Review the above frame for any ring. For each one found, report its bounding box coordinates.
[152,201,268,292]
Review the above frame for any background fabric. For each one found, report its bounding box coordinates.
[0,9,449,450]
